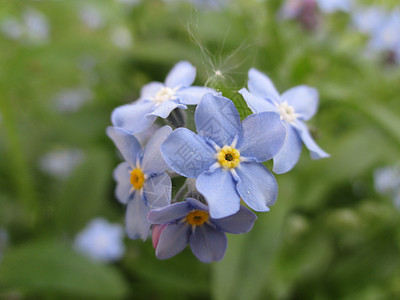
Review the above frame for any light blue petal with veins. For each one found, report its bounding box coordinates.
[107,126,142,166]
[113,162,132,204]
[190,224,227,263]
[147,101,187,119]
[273,124,303,174]
[111,100,157,134]
[294,121,330,159]
[139,82,164,100]
[161,128,215,178]
[148,201,192,224]
[196,168,241,219]
[248,68,281,104]
[212,205,257,234]
[281,85,319,121]
[177,86,218,105]
[143,173,171,209]
[142,126,172,174]
[195,93,242,147]
[155,222,190,259]
[239,88,278,114]
[165,61,196,88]
[125,192,151,241]
[237,111,286,162]
[236,162,278,211]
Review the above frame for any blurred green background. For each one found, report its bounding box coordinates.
[1,0,400,299]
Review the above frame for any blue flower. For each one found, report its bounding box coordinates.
[352,5,386,35]
[161,93,286,219]
[316,0,352,14]
[148,198,257,263]
[107,125,172,240]
[374,165,400,209]
[239,68,329,174]
[368,9,400,62]
[111,61,217,134]
[74,218,125,262]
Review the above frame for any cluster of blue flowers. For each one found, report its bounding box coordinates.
[107,61,329,263]
[352,5,400,64]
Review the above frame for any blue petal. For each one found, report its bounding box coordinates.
[148,201,192,224]
[281,85,319,121]
[239,88,278,114]
[236,162,278,211]
[196,168,241,219]
[143,173,172,209]
[111,101,157,134]
[141,126,172,174]
[273,124,303,174]
[212,205,257,234]
[113,162,132,204]
[294,121,330,159]
[107,126,142,166]
[139,82,164,100]
[165,61,196,88]
[186,198,209,211]
[155,222,190,259]
[238,112,286,162]
[190,224,227,263]
[177,86,218,105]
[147,101,187,119]
[195,93,242,147]
[161,128,215,178]
[126,192,151,241]
[248,68,281,104]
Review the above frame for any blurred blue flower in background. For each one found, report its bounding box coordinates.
[53,87,93,113]
[352,5,386,35]
[107,126,172,240]
[1,8,49,44]
[1,17,23,40]
[374,165,400,208]
[79,4,104,30]
[240,68,329,174]
[74,218,125,262]
[39,148,85,179]
[148,198,256,262]
[161,93,285,218]
[23,8,49,44]
[111,61,216,134]
[110,26,133,49]
[316,0,352,14]
[368,9,400,63]
[0,228,8,263]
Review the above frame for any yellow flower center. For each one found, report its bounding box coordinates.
[130,168,145,190]
[185,210,209,226]
[217,146,240,169]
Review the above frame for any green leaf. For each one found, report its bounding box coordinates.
[0,240,128,299]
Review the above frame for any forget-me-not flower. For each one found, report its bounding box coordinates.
[148,198,256,263]
[74,218,125,262]
[39,148,85,179]
[374,165,400,208]
[239,68,329,174]
[316,0,351,14]
[161,93,286,219]
[352,5,386,35]
[368,9,400,62]
[111,61,217,134]
[107,125,172,240]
